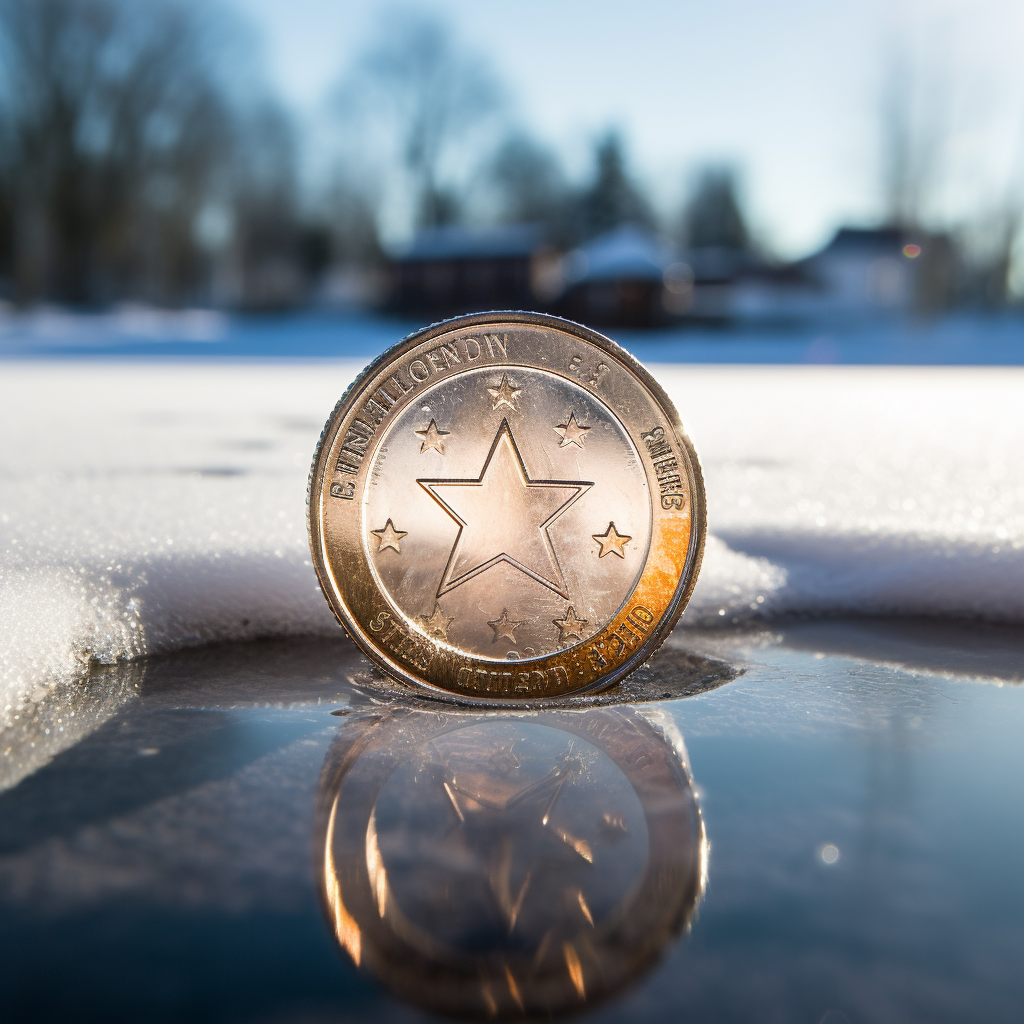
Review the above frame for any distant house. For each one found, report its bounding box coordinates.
[787,227,954,319]
[728,230,915,325]
[729,259,822,323]
[680,246,759,321]
[728,227,957,324]
[808,228,913,314]
[385,224,550,317]
[554,225,777,327]
[552,223,958,328]
[554,225,680,328]
[384,221,954,329]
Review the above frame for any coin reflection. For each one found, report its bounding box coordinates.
[315,706,706,1018]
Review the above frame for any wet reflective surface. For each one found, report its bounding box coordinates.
[2,622,1024,1022]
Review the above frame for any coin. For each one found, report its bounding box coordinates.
[315,705,706,1017]
[308,312,705,701]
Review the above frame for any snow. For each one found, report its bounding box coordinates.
[2,360,1023,722]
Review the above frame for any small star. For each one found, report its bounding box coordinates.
[592,522,631,558]
[488,608,523,643]
[371,519,407,553]
[553,605,588,642]
[487,374,522,411]
[554,412,590,449]
[418,602,454,641]
[414,419,450,454]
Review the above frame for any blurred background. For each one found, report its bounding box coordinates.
[1,0,1023,357]
[3,12,1024,1020]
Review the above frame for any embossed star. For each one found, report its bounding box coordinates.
[415,419,450,455]
[487,374,522,411]
[554,412,590,449]
[417,602,454,641]
[419,420,591,599]
[592,522,631,558]
[553,605,588,642]
[371,518,407,553]
[488,608,523,643]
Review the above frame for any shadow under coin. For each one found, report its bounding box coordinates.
[314,705,706,1019]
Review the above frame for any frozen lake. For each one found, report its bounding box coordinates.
[2,306,1024,364]
[2,310,1024,1023]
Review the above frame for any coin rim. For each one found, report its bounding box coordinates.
[307,311,707,704]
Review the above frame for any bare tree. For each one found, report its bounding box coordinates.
[485,132,567,229]
[0,106,13,293]
[980,213,1020,304]
[336,10,504,230]
[0,0,237,304]
[227,101,308,308]
[878,40,950,230]
[875,36,1024,307]
[977,115,1024,304]
[960,151,1024,306]
[322,172,383,268]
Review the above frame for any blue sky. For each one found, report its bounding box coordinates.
[230,0,1024,257]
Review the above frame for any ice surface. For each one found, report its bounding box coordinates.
[3,305,1024,364]
[2,362,1023,720]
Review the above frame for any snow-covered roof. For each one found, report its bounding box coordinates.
[564,225,675,284]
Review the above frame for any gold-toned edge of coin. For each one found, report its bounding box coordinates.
[307,311,706,704]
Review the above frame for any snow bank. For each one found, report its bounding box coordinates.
[2,362,1022,720]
